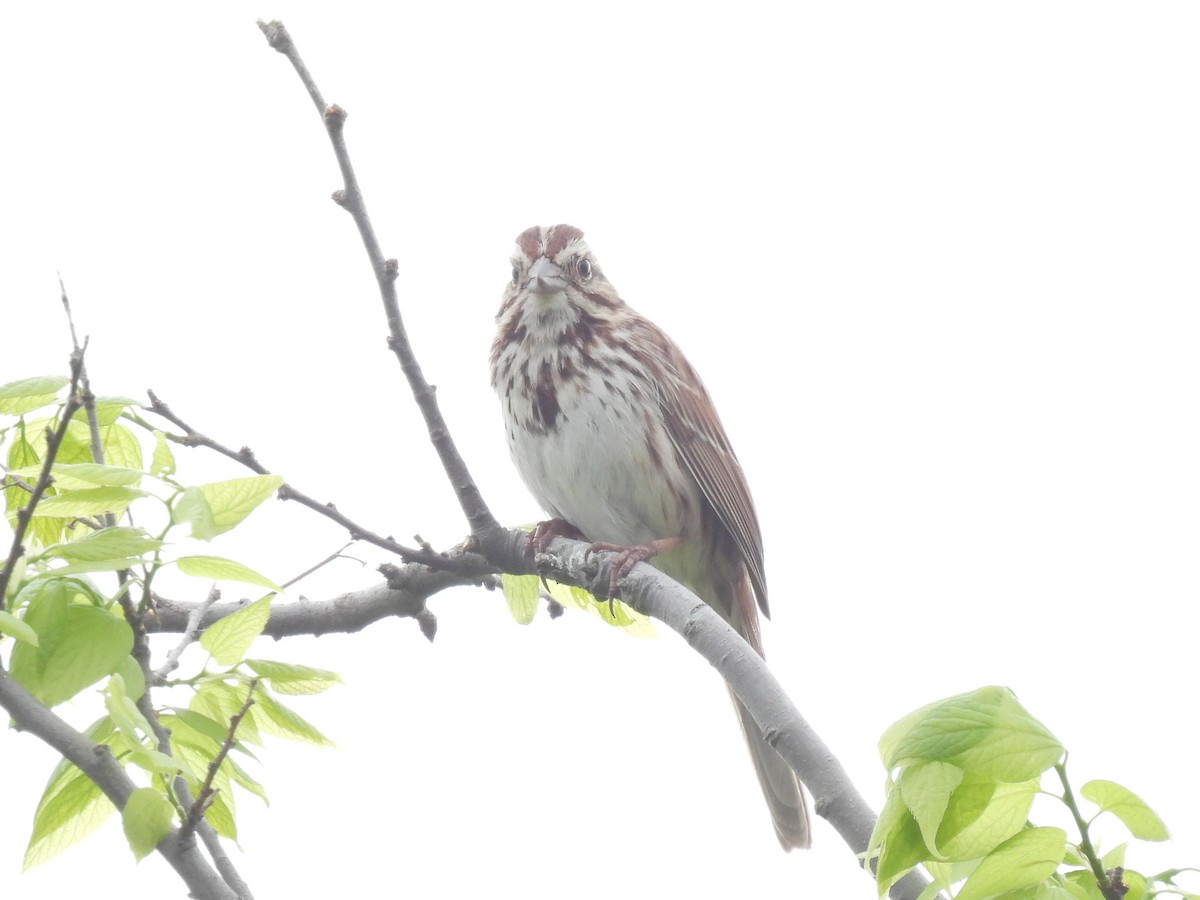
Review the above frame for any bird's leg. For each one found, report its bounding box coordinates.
[586,536,684,610]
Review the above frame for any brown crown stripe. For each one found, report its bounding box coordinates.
[515,226,543,260]
[544,224,584,259]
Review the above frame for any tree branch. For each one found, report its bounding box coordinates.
[474,527,938,900]
[142,391,495,578]
[147,559,481,638]
[256,18,499,539]
[0,352,84,604]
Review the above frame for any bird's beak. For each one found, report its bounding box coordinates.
[527,256,568,295]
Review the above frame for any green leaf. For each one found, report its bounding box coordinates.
[870,791,929,897]
[543,578,656,636]
[92,396,138,426]
[116,655,146,701]
[172,475,283,540]
[252,690,332,746]
[0,375,68,415]
[899,760,963,855]
[7,462,144,489]
[190,681,262,746]
[165,708,235,751]
[880,686,1064,783]
[122,788,175,861]
[42,526,163,561]
[99,422,143,470]
[9,578,135,706]
[199,596,272,665]
[174,555,282,592]
[936,774,1038,860]
[1080,780,1169,841]
[500,573,540,624]
[956,827,1067,900]
[0,609,39,645]
[31,486,147,518]
[23,763,115,869]
[245,659,341,695]
[227,755,269,805]
[104,673,159,752]
[204,789,238,841]
[150,430,176,477]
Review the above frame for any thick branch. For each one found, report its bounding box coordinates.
[0,669,239,900]
[475,527,939,900]
[148,563,479,638]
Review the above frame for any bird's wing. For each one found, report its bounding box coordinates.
[655,332,770,617]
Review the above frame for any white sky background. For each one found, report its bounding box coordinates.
[2,3,1197,897]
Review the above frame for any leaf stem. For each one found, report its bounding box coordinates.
[1054,762,1125,900]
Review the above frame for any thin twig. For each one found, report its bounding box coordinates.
[182,679,258,838]
[279,541,358,591]
[257,19,500,539]
[154,586,221,682]
[0,352,84,604]
[142,391,495,578]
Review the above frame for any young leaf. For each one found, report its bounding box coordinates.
[150,430,176,477]
[174,555,283,592]
[190,681,263,746]
[1080,780,1170,841]
[9,578,135,706]
[543,578,656,636]
[500,573,540,624]
[199,596,272,665]
[898,760,963,854]
[5,462,145,488]
[870,792,929,897]
[42,526,163,562]
[934,775,1038,860]
[0,609,39,645]
[880,686,1064,783]
[92,396,138,426]
[31,486,147,518]
[22,765,115,870]
[98,422,143,470]
[121,787,175,861]
[252,690,333,746]
[203,789,238,841]
[165,708,237,751]
[172,475,283,540]
[955,827,1067,900]
[0,375,68,415]
[245,659,342,695]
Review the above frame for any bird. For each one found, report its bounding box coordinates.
[489,224,810,850]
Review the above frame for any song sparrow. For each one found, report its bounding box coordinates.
[490,224,810,850]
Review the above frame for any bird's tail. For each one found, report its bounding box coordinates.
[726,570,811,850]
[729,689,811,850]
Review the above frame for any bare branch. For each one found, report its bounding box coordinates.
[473,527,941,900]
[0,351,84,604]
[256,18,499,538]
[143,391,494,578]
[183,680,258,839]
[148,559,481,639]
[154,586,221,681]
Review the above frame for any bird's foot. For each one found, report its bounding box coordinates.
[585,536,684,609]
[526,518,587,556]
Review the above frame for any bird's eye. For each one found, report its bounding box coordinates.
[577,258,593,281]
[511,265,520,285]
